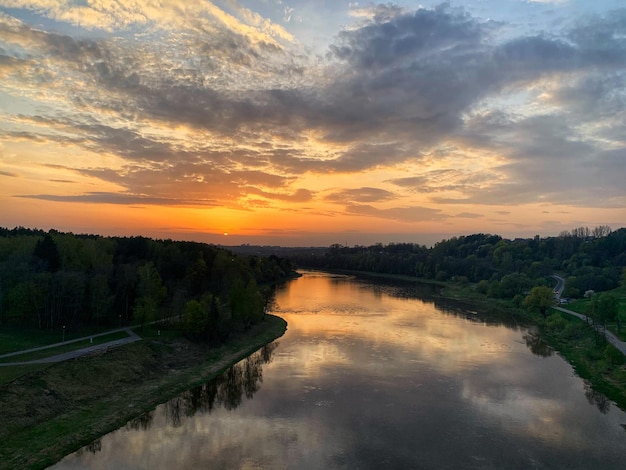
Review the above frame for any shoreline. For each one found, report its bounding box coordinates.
[310,268,626,411]
[0,315,287,470]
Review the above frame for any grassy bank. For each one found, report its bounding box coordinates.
[335,269,626,411]
[441,282,626,411]
[0,314,287,470]
[0,331,131,366]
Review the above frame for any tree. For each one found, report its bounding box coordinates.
[33,234,61,272]
[230,278,264,329]
[183,300,207,338]
[133,262,166,327]
[524,286,555,317]
[588,293,619,332]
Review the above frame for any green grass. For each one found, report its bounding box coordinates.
[0,327,72,355]
[0,364,48,385]
[0,315,287,470]
[0,331,130,364]
[541,310,626,406]
[562,289,626,341]
[0,325,128,355]
[134,324,183,341]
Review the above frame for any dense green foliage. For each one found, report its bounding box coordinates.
[0,227,294,340]
[524,286,555,317]
[286,226,626,301]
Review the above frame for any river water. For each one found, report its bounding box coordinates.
[52,271,626,469]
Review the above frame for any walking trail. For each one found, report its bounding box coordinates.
[551,274,626,355]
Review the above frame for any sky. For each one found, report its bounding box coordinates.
[1,0,625,247]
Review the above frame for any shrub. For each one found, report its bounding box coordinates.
[604,344,625,366]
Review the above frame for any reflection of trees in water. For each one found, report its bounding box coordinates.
[165,395,185,427]
[162,341,278,425]
[126,411,155,431]
[78,340,279,457]
[357,275,525,330]
[432,296,525,330]
[76,438,102,456]
[584,380,611,414]
[522,329,553,358]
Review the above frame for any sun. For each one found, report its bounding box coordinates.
[223,232,228,236]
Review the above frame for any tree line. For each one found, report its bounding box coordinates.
[0,227,294,342]
[285,226,626,302]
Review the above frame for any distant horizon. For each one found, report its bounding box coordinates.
[5,223,624,249]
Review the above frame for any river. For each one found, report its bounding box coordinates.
[52,271,626,469]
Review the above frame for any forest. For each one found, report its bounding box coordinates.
[2,225,624,336]
[285,226,626,302]
[0,227,294,341]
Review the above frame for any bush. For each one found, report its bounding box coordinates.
[545,313,567,335]
[604,344,625,365]
[561,322,587,340]
[475,280,489,295]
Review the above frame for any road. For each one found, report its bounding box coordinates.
[551,274,626,355]
[551,274,565,298]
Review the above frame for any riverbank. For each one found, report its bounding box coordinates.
[445,286,626,410]
[0,314,287,470]
[321,269,626,411]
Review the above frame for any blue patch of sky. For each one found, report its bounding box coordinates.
[0,6,130,40]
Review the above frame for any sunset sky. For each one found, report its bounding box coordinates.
[1,0,625,246]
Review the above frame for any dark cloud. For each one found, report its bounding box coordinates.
[387,169,494,196]
[551,73,626,119]
[325,187,395,204]
[491,36,580,79]
[345,204,444,222]
[447,111,626,207]
[567,9,626,65]
[388,170,458,191]
[329,4,487,70]
[16,192,219,206]
[245,187,314,202]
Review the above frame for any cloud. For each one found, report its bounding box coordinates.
[16,191,220,206]
[245,187,314,203]
[443,110,626,208]
[325,187,395,204]
[345,204,444,222]
[1,2,626,217]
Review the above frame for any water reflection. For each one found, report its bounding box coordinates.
[74,342,278,458]
[53,271,626,469]
[585,380,611,414]
[126,410,155,431]
[165,342,277,424]
[523,328,554,358]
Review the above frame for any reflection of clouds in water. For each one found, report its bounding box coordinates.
[53,272,626,469]
[458,348,626,451]
[461,378,572,445]
[64,412,332,469]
